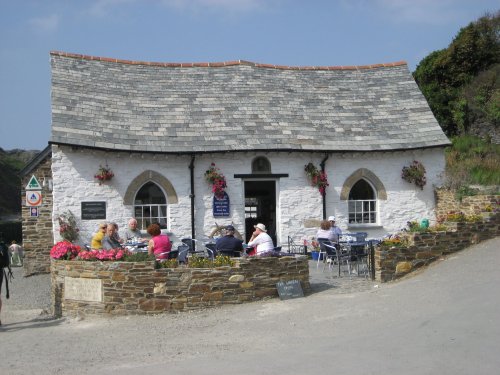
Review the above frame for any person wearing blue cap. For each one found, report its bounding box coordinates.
[215,225,244,257]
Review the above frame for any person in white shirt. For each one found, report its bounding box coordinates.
[247,223,274,255]
[328,216,342,243]
[316,220,336,242]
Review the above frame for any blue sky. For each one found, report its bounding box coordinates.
[1,0,498,150]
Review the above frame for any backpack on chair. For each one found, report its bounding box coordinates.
[0,240,13,299]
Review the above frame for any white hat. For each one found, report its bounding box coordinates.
[328,216,336,221]
[254,223,267,232]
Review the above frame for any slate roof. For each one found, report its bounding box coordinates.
[50,51,450,154]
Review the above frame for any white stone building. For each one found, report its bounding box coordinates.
[49,51,450,248]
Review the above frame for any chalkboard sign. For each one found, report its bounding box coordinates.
[213,192,230,217]
[276,280,304,300]
[81,201,106,220]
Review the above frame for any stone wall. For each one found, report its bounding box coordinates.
[435,188,499,219]
[375,212,500,282]
[22,157,53,276]
[51,256,310,317]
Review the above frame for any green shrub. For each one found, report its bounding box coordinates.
[123,252,155,262]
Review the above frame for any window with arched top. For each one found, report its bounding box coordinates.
[252,156,271,174]
[348,179,377,224]
[134,182,167,229]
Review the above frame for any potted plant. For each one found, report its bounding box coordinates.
[204,163,227,199]
[94,164,114,184]
[401,160,426,190]
[304,162,329,196]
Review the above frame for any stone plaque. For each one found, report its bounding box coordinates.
[65,277,102,302]
[81,201,106,220]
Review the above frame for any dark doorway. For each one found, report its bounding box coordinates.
[244,180,276,245]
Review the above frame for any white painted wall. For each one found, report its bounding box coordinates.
[52,145,446,248]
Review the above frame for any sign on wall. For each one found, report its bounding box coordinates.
[213,192,230,217]
[30,207,39,217]
[25,175,42,190]
[26,191,42,206]
[81,201,106,220]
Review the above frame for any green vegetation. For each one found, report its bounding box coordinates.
[444,135,500,193]
[414,12,499,137]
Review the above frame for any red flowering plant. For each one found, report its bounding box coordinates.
[204,162,227,199]
[77,248,130,261]
[50,241,81,260]
[57,210,79,242]
[94,164,114,183]
[304,162,329,196]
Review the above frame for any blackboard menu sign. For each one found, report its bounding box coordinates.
[81,201,106,220]
[276,280,304,300]
[213,192,230,217]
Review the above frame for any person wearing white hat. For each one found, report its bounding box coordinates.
[328,216,342,243]
[247,223,274,255]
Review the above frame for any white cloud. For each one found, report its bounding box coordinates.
[28,14,59,33]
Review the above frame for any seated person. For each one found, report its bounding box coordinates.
[123,218,146,242]
[147,223,172,260]
[316,220,336,242]
[328,216,342,243]
[91,223,107,249]
[247,223,274,256]
[102,224,123,250]
[215,225,243,256]
[110,222,124,244]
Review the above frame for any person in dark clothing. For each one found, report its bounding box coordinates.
[215,225,243,257]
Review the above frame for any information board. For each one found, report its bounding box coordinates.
[276,279,304,300]
[81,201,106,220]
[212,192,230,217]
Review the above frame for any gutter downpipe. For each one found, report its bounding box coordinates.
[189,154,196,248]
[320,153,329,220]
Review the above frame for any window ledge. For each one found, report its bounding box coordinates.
[347,224,383,230]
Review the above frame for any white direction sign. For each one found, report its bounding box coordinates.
[26,191,42,207]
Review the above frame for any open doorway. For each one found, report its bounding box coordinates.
[244,180,276,245]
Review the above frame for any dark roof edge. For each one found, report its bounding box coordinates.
[50,51,407,71]
[19,144,52,177]
[49,141,450,156]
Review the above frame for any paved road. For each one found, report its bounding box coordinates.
[1,237,499,374]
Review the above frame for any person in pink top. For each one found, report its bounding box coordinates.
[147,223,172,260]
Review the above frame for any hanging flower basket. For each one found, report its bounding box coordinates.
[304,162,329,196]
[401,160,426,190]
[94,164,114,183]
[204,163,227,199]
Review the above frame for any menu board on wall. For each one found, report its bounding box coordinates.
[81,201,106,220]
[212,192,230,217]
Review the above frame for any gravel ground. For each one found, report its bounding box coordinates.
[1,239,499,375]
[3,266,51,313]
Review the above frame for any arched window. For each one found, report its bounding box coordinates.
[134,182,167,230]
[348,179,377,224]
[252,156,271,173]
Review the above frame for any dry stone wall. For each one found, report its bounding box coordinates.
[22,157,53,275]
[51,256,310,317]
[375,211,500,282]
